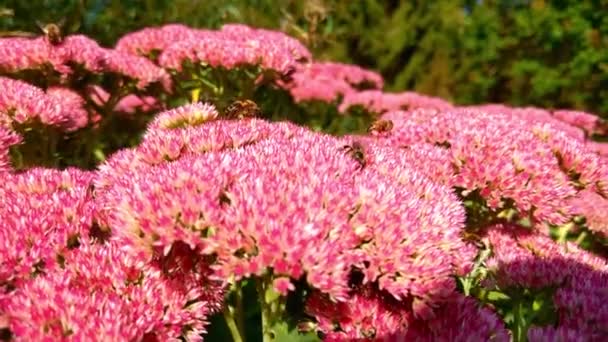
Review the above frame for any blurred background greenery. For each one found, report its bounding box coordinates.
[1,0,607,118]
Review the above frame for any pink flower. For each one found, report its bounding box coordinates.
[283,63,356,103]
[158,24,309,76]
[398,295,510,342]
[283,62,384,104]
[339,90,453,114]
[1,240,214,341]
[462,104,586,140]
[219,23,311,62]
[0,37,56,72]
[45,87,89,130]
[101,48,172,89]
[350,137,457,186]
[272,277,295,296]
[484,223,608,337]
[307,289,509,342]
[148,102,219,130]
[53,35,109,73]
[0,126,21,172]
[93,117,306,232]
[485,223,607,289]
[568,189,608,238]
[115,24,203,56]
[539,129,608,196]
[86,85,158,118]
[307,62,384,89]
[528,325,593,342]
[0,77,88,131]
[587,141,608,157]
[374,107,605,225]
[114,94,158,114]
[100,118,468,313]
[0,168,94,289]
[553,109,607,136]
[0,35,106,74]
[0,34,170,89]
[305,285,411,340]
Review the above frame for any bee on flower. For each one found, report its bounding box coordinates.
[37,19,66,45]
[341,141,367,170]
[223,99,262,120]
[367,119,394,135]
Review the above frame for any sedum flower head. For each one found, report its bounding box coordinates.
[0,77,89,131]
[339,90,453,114]
[100,118,468,315]
[148,102,219,130]
[115,23,203,56]
[284,62,384,104]
[376,107,606,225]
[0,168,94,290]
[1,240,214,341]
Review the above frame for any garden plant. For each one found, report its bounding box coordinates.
[0,22,607,342]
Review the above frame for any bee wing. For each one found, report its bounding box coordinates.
[35,20,46,33]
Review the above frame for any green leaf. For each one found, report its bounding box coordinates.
[271,322,321,342]
[487,290,510,301]
[265,285,281,304]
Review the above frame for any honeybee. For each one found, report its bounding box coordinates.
[461,230,485,248]
[223,99,262,120]
[36,19,65,45]
[341,141,367,170]
[367,119,394,134]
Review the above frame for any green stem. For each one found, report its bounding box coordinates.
[223,304,244,342]
[257,278,274,342]
[556,222,573,243]
[256,275,288,342]
[235,282,245,341]
[574,231,587,245]
[512,298,529,342]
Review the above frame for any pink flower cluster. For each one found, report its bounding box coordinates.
[553,109,608,136]
[116,23,310,76]
[462,104,587,140]
[0,168,95,290]
[400,295,510,341]
[285,62,384,103]
[147,102,219,130]
[485,224,608,338]
[372,107,608,225]
[87,85,160,117]
[0,77,89,131]
[1,21,607,341]
[587,140,608,157]
[0,167,222,340]
[95,105,470,318]
[339,90,453,114]
[305,286,411,340]
[115,24,204,56]
[0,35,104,74]
[1,240,214,341]
[94,107,300,226]
[0,35,169,88]
[568,190,608,238]
[306,286,509,341]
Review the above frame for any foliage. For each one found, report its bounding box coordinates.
[2,0,608,117]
